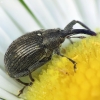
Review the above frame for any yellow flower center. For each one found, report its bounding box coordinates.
[25,34,100,100]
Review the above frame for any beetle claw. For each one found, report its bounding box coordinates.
[67,57,77,72]
[17,86,26,96]
[17,82,33,96]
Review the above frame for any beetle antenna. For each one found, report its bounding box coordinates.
[64,20,91,31]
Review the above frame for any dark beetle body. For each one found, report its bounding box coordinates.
[4,29,65,78]
[4,20,96,79]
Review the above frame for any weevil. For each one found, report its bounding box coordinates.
[4,20,96,96]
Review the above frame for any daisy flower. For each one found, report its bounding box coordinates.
[0,0,100,100]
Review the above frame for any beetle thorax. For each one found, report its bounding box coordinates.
[42,30,65,50]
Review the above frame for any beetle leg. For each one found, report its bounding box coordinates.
[17,81,32,97]
[17,85,26,96]
[16,79,32,96]
[54,47,63,56]
[67,35,86,44]
[67,57,77,72]
[68,36,86,39]
[16,79,29,86]
[54,48,77,71]
[17,72,35,96]
[17,73,34,96]
[29,72,34,82]
[67,36,74,44]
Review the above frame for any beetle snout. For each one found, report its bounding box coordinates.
[89,30,96,36]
